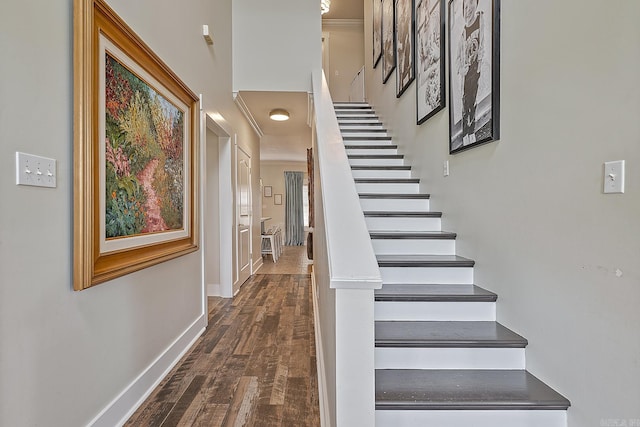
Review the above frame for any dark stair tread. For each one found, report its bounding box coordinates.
[351,166,412,170]
[370,231,456,239]
[341,128,388,132]
[337,116,379,119]
[355,178,419,184]
[375,321,527,348]
[363,211,440,216]
[345,145,397,150]
[377,254,475,268]
[348,154,403,159]
[375,284,497,302]
[343,135,392,140]
[375,370,570,410]
[360,193,429,199]
[340,123,384,127]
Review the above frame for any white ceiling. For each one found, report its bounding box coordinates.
[237,91,312,163]
[322,0,364,20]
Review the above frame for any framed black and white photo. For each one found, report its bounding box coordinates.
[382,0,396,83]
[416,0,445,124]
[373,0,383,68]
[448,0,500,153]
[395,0,415,97]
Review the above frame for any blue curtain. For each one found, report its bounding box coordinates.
[284,171,304,245]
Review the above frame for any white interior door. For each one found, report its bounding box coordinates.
[235,146,252,293]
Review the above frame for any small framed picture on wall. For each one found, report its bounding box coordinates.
[264,186,272,197]
[274,194,283,205]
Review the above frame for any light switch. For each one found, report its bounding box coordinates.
[603,160,625,194]
[16,152,57,188]
[443,160,450,177]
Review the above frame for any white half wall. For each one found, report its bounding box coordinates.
[363,0,640,426]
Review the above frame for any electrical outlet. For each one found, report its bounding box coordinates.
[16,152,57,188]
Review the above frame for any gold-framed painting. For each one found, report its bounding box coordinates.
[74,0,199,290]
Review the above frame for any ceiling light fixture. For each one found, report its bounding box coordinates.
[321,0,331,15]
[269,108,290,121]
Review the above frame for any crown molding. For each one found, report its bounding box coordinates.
[233,91,264,138]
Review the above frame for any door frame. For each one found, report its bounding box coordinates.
[234,144,253,294]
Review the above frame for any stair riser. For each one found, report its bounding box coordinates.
[374,301,494,321]
[360,198,430,211]
[342,132,389,138]
[347,148,398,155]
[380,266,473,284]
[372,238,455,255]
[349,158,404,166]
[338,119,380,124]
[365,217,441,231]
[375,348,525,370]
[356,183,419,194]
[376,410,567,427]
[340,124,385,130]
[352,169,412,179]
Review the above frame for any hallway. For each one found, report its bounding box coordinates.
[126,246,319,426]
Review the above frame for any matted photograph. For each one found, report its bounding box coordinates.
[416,0,445,124]
[382,0,396,83]
[373,0,383,68]
[395,0,415,97]
[448,0,500,153]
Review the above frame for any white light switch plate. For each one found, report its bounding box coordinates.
[603,160,625,194]
[443,160,450,177]
[16,152,57,188]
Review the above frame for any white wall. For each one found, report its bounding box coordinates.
[205,130,221,291]
[260,161,307,235]
[0,1,259,425]
[364,0,640,425]
[322,20,365,102]
[233,0,322,93]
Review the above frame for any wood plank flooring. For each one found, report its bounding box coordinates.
[125,271,320,426]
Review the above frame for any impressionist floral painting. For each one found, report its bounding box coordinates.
[104,53,184,238]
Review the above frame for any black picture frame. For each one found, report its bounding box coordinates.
[448,0,500,154]
[395,0,415,97]
[382,0,396,83]
[416,0,445,124]
[373,0,383,68]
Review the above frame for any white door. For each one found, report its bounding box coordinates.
[235,146,252,293]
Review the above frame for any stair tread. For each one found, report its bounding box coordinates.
[364,211,440,217]
[377,254,474,267]
[348,154,403,159]
[341,128,388,132]
[375,321,527,348]
[355,178,419,183]
[370,231,456,239]
[360,193,429,199]
[343,136,392,140]
[345,145,397,150]
[351,166,411,170]
[376,369,570,410]
[375,284,497,302]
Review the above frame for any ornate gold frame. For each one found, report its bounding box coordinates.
[73,0,199,290]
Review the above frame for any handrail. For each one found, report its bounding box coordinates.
[312,70,381,290]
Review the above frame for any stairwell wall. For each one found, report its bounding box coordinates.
[0,1,260,425]
[363,0,640,425]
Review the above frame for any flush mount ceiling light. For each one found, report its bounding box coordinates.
[321,0,331,15]
[269,108,290,121]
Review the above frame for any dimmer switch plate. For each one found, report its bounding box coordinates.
[603,160,624,194]
[16,152,57,188]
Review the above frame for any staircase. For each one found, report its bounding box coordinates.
[334,102,570,427]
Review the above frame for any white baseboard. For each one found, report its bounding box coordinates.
[88,313,207,427]
[207,283,221,296]
[252,257,263,273]
[312,273,332,427]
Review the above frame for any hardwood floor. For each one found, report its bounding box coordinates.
[126,251,319,426]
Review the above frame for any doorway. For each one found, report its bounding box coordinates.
[235,145,252,293]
